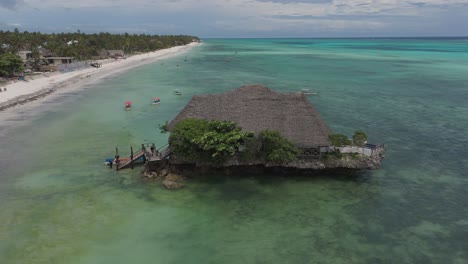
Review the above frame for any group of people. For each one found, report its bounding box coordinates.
[104,144,157,169]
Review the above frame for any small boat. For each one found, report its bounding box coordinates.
[124,101,132,110]
[104,158,114,166]
[174,89,182,95]
[152,97,161,105]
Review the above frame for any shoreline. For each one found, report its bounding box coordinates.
[0,42,200,112]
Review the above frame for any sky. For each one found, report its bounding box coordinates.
[1,0,468,38]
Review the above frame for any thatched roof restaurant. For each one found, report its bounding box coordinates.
[167,84,332,148]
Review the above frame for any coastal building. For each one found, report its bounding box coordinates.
[38,47,54,57]
[167,84,332,158]
[17,51,33,61]
[46,57,74,65]
[117,85,384,177]
[165,84,384,170]
[40,57,75,72]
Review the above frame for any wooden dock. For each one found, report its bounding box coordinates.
[113,143,169,171]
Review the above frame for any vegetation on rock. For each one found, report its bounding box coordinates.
[328,133,352,147]
[257,130,299,163]
[159,121,169,134]
[329,131,368,147]
[352,130,368,146]
[169,119,253,163]
[169,119,300,165]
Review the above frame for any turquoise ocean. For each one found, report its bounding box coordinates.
[1,38,468,263]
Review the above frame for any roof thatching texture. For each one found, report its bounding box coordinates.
[167,85,332,147]
[38,47,54,57]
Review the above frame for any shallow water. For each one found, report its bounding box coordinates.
[1,38,468,263]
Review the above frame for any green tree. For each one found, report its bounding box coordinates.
[30,47,42,70]
[0,30,199,62]
[328,134,352,147]
[258,130,299,163]
[352,130,368,146]
[0,53,24,76]
[169,119,253,163]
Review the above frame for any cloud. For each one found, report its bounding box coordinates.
[215,16,384,33]
[17,0,468,15]
[256,0,332,3]
[1,0,468,36]
[22,0,194,10]
[0,0,24,9]
[0,21,22,30]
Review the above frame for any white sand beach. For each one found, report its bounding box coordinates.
[0,42,200,111]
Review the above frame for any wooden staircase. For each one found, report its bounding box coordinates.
[113,144,172,171]
[117,149,145,170]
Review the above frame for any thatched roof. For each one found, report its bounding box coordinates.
[38,47,54,57]
[167,85,332,147]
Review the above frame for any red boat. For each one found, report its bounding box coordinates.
[124,101,132,110]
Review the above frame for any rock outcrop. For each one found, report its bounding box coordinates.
[162,174,185,190]
[169,150,385,171]
[144,168,185,190]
